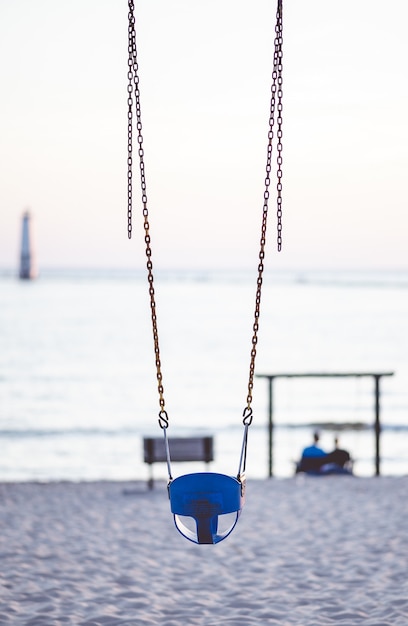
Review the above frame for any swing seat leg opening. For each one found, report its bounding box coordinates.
[169,472,245,545]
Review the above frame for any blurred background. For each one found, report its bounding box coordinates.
[0,0,407,481]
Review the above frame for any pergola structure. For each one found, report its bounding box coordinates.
[256,372,395,477]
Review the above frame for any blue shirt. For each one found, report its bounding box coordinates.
[302,444,326,458]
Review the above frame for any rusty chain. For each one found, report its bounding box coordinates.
[127,0,283,429]
[127,0,168,428]
[245,0,283,417]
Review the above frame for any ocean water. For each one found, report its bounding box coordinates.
[1,268,408,482]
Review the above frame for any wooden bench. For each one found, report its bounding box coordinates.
[143,436,214,489]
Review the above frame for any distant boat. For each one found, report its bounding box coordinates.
[19,211,37,280]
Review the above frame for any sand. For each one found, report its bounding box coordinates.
[0,476,407,625]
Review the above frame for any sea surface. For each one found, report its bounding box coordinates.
[1,267,408,482]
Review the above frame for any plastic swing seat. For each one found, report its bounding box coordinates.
[168,472,246,544]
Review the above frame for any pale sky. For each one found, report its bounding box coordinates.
[1,0,407,271]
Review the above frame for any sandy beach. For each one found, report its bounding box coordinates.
[1,476,407,625]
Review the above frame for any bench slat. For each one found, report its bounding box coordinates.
[143,436,214,464]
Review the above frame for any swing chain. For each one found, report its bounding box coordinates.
[245,0,283,416]
[127,0,167,423]
[128,0,283,430]
[127,4,135,239]
[275,2,283,251]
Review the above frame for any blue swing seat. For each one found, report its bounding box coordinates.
[168,472,245,544]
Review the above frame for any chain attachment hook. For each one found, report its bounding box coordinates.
[242,406,253,426]
[158,409,169,430]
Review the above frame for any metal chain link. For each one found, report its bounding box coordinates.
[127,0,283,429]
[245,0,283,416]
[127,0,168,427]
[127,7,134,240]
[275,2,283,251]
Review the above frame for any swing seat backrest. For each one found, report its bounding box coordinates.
[168,472,245,544]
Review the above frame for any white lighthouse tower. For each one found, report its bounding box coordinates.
[19,211,37,280]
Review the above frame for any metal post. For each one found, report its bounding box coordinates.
[268,377,274,477]
[374,375,381,476]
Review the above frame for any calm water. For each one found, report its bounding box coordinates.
[1,268,408,482]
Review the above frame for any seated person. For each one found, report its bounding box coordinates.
[296,431,328,473]
[323,436,352,471]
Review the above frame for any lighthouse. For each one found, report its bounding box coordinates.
[19,211,37,280]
